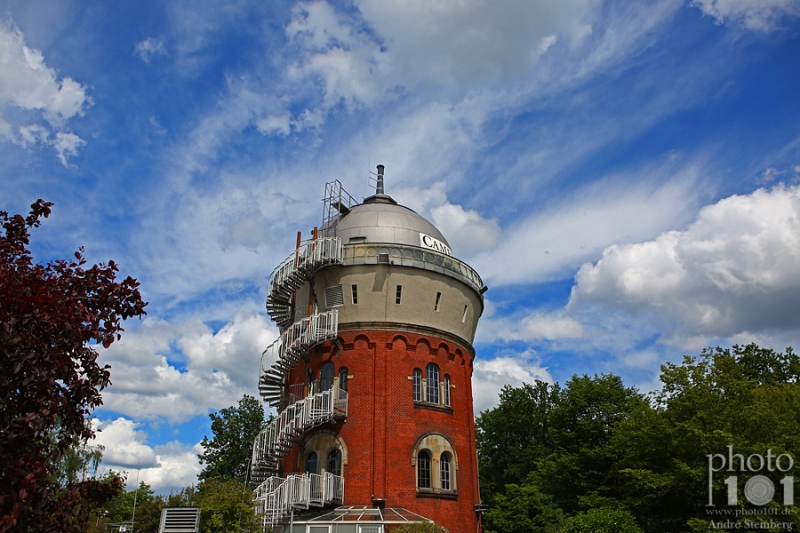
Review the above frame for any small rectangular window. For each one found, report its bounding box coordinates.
[395,285,402,304]
[434,292,442,311]
[461,305,468,323]
[351,284,358,304]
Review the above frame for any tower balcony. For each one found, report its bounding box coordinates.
[250,386,348,485]
[266,237,344,328]
[258,310,339,408]
[254,472,345,529]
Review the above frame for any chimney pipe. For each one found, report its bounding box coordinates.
[376,165,385,195]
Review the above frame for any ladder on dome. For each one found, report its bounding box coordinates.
[321,180,357,238]
[266,237,344,328]
[254,472,345,529]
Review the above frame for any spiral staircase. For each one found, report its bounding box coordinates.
[250,236,349,528]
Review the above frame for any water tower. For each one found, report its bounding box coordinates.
[251,167,487,532]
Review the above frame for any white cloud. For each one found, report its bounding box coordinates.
[94,418,159,469]
[691,0,800,31]
[52,131,86,166]
[0,19,90,162]
[355,0,595,91]
[569,184,800,344]
[0,20,89,122]
[101,309,276,422]
[478,309,584,343]
[472,168,703,286]
[93,418,202,493]
[472,353,553,414]
[430,202,501,256]
[134,37,167,63]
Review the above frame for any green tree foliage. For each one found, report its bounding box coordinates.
[476,381,559,497]
[478,344,800,533]
[199,395,265,483]
[560,508,643,533]
[195,477,258,533]
[103,480,160,533]
[483,481,564,533]
[0,200,147,533]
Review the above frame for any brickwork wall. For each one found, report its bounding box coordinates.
[282,329,481,533]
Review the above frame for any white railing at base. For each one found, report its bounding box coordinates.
[254,472,344,529]
[251,386,348,481]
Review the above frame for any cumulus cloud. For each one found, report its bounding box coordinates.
[691,0,800,31]
[569,184,800,344]
[472,353,553,414]
[134,37,167,63]
[0,19,90,162]
[93,418,201,493]
[101,309,275,422]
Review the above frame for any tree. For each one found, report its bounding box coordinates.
[476,381,559,499]
[195,477,257,533]
[483,481,564,533]
[198,395,265,482]
[0,200,147,533]
[560,508,642,533]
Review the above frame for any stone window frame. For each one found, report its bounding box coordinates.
[302,430,348,475]
[411,433,458,497]
[410,366,454,413]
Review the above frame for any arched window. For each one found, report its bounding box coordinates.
[326,449,342,476]
[412,369,422,402]
[306,451,317,474]
[320,362,334,392]
[443,374,451,407]
[339,366,348,392]
[412,433,458,496]
[417,450,432,489]
[440,452,452,491]
[426,363,439,404]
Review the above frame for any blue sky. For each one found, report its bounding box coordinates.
[1,0,799,492]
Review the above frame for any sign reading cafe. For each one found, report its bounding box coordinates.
[420,234,453,257]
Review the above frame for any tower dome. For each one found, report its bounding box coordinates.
[326,194,451,254]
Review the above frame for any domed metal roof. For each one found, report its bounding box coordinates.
[327,194,451,251]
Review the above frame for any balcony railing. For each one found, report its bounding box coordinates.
[254,472,345,528]
[258,310,339,408]
[251,386,348,484]
[266,237,344,328]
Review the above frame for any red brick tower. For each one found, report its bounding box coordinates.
[251,168,486,533]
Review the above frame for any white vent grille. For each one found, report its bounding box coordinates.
[159,507,200,533]
[324,285,344,308]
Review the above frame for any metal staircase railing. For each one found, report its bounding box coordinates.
[250,386,348,485]
[266,237,343,328]
[254,472,345,529]
[258,310,339,408]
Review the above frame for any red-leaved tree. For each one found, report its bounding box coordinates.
[0,200,147,533]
